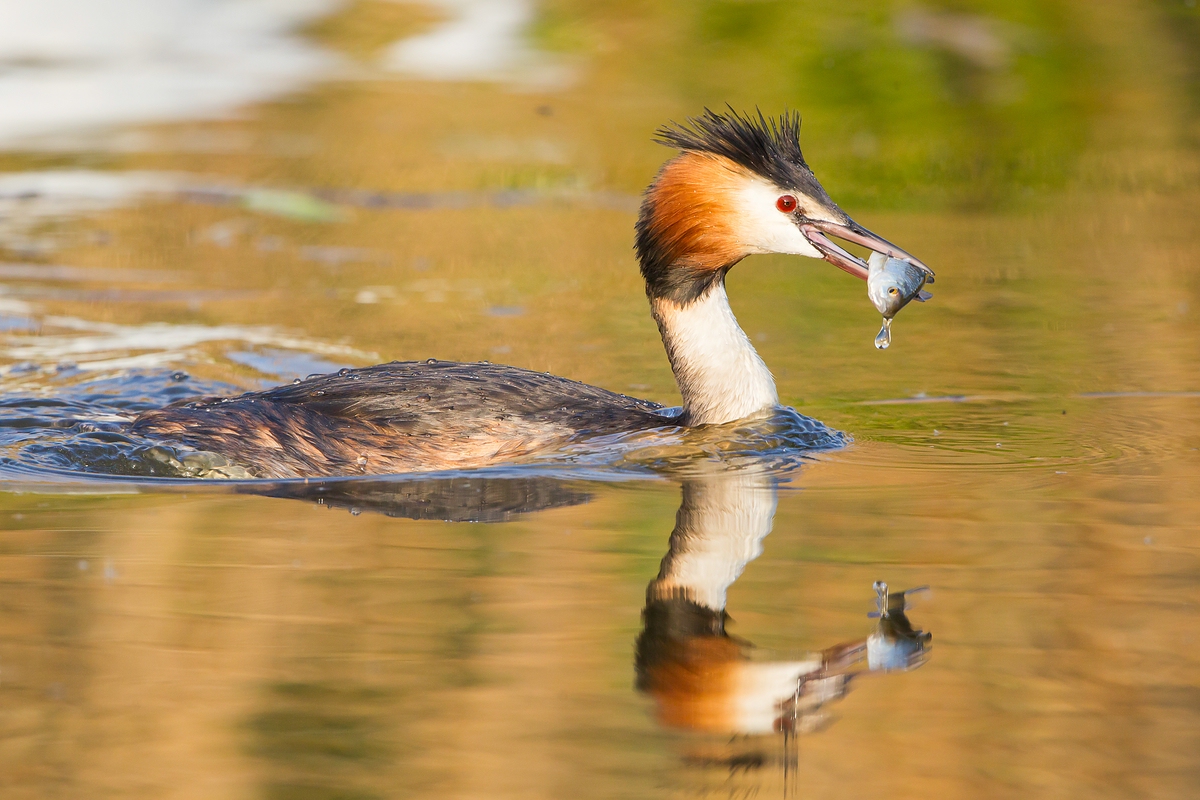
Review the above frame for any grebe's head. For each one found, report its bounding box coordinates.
[635,108,931,304]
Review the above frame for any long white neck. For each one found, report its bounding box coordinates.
[650,281,778,426]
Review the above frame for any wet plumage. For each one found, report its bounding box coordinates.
[132,361,669,479]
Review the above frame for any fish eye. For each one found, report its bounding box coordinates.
[888,287,899,296]
[775,194,798,213]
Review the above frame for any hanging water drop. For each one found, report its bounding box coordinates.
[874,317,892,350]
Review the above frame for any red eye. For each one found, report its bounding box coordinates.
[776,194,798,213]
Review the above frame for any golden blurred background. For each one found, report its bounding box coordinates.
[0,1,1197,797]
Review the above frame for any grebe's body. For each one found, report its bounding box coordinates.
[134,361,669,478]
[132,110,930,479]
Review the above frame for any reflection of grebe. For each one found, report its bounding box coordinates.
[132,110,929,478]
[635,471,930,740]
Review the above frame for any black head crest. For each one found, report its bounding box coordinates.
[655,107,817,191]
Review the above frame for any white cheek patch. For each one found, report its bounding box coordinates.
[731,178,822,258]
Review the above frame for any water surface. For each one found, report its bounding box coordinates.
[0,1,1198,798]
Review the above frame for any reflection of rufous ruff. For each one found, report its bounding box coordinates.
[636,470,930,737]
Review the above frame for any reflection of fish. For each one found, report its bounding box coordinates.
[866,581,932,671]
[867,253,934,349]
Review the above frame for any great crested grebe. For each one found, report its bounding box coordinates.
[132,110,929,479]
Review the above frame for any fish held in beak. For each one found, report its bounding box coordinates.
[867,253,933,350]
[794,208,934,349]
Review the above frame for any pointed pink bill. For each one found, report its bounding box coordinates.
[800,220,934,282]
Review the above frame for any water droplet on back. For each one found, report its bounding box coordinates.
[425,358,437,365]
[338,368,352,377]
[874,317,893,350]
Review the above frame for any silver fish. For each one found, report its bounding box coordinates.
[867,252,933,349]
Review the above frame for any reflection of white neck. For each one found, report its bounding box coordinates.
[650,470,778,611]
[651,281,778,426]
[646,470,841,736]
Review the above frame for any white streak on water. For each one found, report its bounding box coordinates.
[381,0,572,87]
[0,170,184,218]
[0,0,572,150]
[0,314,374,371]
[0,170,346,253]
[0,168,636,230]
[0,0,343,147]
